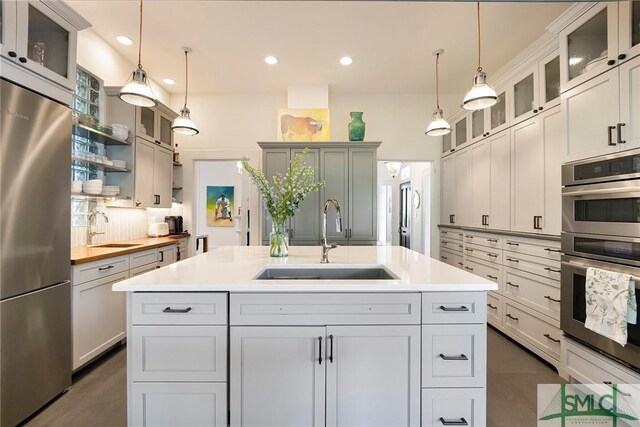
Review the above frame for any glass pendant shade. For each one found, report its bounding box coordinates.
[172,107,199,135]
[119,67,156,107]
[425,108,451,136]
[384,162,402,179]
[463,70,498,110]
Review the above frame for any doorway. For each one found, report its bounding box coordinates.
[399,182,411,248]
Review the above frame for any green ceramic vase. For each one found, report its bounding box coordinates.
[348,112,366,142]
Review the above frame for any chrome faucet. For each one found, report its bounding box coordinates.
[87,210,109,246]
[321,199,343,263]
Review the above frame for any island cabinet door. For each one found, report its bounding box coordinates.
[230,326,326,427]
[325,325,421,427]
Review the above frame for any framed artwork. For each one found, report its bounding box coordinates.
[278,108,330,142]
[206,186,234,227]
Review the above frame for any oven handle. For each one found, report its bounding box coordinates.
[562,186,640,197]
[562,257,640,283]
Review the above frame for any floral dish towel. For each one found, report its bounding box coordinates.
[584,267,637,346]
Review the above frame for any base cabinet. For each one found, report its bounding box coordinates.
[421,388,486,427]
[131,382,227,427]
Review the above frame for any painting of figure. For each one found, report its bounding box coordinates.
[278,109,330,142]
[207,186,234,227]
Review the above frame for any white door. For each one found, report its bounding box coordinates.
[153,146,173,208]
[470,141,490,228]
[440,156,455,225]
[541,107,562,235]
[131,382,227,427]
[325,325,420,427]
[157,245,176,267]
[230,326,326,427]
[72,271,128,370]
[619,54,640,151]
[0,0,17,58]
[561,68,620,162]
[454,149,471,226]
[511,117,542,233]
[134,139,156,207]
[489,131,511,230]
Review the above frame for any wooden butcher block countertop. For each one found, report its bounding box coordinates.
[71,234,190,265]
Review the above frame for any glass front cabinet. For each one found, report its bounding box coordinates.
[0,1,18,59]
[619,0,640,61]
[488,88,509,135]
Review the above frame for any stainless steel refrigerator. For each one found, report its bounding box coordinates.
[0,79,72,427]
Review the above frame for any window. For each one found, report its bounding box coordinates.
[73,67,101,120]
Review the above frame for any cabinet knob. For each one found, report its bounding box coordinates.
[538,106,543,111]
[618,53,627,61]
[533,109,538,114]
[607,59,616,66]
[18,57,27,63]
[8,51,17,58]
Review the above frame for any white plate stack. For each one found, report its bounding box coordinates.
[82,179,103,195]
[101,185,120,196]
[111,124,129,141]
[112,159,127,169]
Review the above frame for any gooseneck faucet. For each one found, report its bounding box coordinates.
[321,199,343,263]
[87,210,109,246]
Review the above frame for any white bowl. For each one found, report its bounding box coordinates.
[71,181,83,193]
[86,179,102,185]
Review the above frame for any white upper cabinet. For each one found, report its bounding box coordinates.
[488,88,509,135]
[0,1,17,59]
[619,54,640,151]
[559,3,619,92]
[619,1,640,62]
[510,65,538,125]
[441,131,453,156]
[538,51,561,111]
[470,108,486,144]
[454,114,470,151]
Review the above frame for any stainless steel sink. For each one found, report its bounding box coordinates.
[93,243,143,248]
[253,265,398,280]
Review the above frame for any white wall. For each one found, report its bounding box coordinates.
[195,160,247,247]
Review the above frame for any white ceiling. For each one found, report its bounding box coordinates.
[67,1,570,96]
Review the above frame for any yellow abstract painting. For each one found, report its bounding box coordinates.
[278,109,330,142]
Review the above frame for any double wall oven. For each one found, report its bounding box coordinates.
[561,148,640,371]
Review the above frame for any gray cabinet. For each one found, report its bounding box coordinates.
[134,139,173,208]
[260,142,379,246]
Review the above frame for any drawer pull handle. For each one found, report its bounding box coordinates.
[506,257,519,263]
[439,417,468,426]
[544,295,561,303]
[464,266,474,271]
[487,303,497,309]
[487,253,498,258]
[507,282,519,288]
[318,336,323,365]
[98,265,115,271]
[465,248,473,252]
[506,241,519,246]
[543,333,560,343]
[439,353,469,361]
[442,241,448,245]
[603,382,632,397]
[458,262,464,266]
[441,256,448,260]
[328,334,334,363]
[487,275,498,280]
[487,239,498,243]
[544,248,561,253]
[163,307,192,313]
[506,313,519,321]
[439,305,469,312]
[544,267,561,273]
[458,233,463,237]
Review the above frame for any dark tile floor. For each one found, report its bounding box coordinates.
[23,326,564,427]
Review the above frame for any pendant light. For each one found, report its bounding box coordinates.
[425,49,451,137]
[172,47,199,136]
[118,0,156,107]
[384,162,402,179]
[462,2,498,111]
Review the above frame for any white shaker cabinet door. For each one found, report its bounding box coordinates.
[153,146,173,208]
[541,107,562,235]
[488,131,511,231]
[325,325,421,427]
[561,68,620,162]
[230,326,326,427]
[619,54,640,151]
[511,117,542,233]
[441,155,456,225]
[454,149,471,227]
[470,141,490,228]
[134,139,156,208]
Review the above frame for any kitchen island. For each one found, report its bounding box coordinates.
[113,246,497,427]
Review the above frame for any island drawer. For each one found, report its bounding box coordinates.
[503,237,561,261]
[132,292,228,325]
[464,232,503,250]
[131,382,227,427]
[486,292,502,326]
[421,388,486,427]
[229,293,421,325]
[422,292,486,324]
[131,325,227,382]
[72,255,130,285]
[129,248,158,269]
[503,299,561,361]
[504,267,560,321]
[422,324,486,388]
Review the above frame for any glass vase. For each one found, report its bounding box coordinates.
[270,221,289,257]
[348,112,366,142]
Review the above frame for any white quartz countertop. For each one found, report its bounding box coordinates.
[112,246,497,292]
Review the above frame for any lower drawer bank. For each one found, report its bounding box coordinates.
[126,291,489,427]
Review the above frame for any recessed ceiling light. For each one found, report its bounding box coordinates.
[116,36,133,46]
[163,78,176,85]
[265,56,278,65]
[340,56,353,66]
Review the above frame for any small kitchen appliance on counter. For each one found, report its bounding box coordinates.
[148,222,170,237]
[165,215,184,234]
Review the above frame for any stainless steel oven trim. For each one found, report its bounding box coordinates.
[562,232,640,268]
[562,147,640,187]
[561,254,640,371]
[561,180,640,237]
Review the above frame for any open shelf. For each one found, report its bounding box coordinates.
[73,124,130,146]
[173,162,183,167]
[72,156,130,172]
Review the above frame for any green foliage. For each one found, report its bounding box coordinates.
[241,148,325,224]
